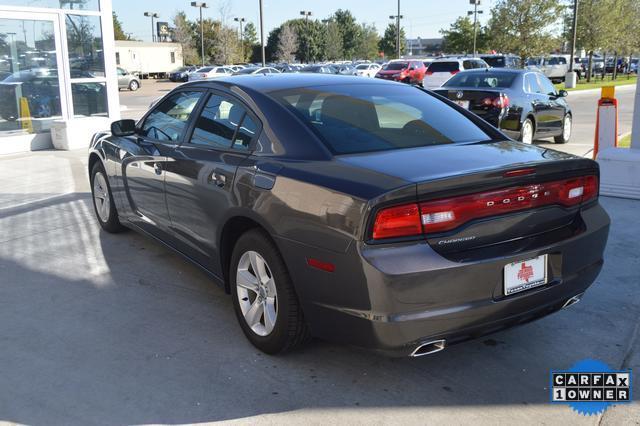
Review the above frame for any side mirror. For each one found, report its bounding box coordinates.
[558,90,568,98]
[111,119,136,136]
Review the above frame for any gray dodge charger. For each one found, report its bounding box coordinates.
[88,74,609,357]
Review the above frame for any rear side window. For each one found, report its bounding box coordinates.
[141,91,203,142]
[524,74,543,93]
[428,61,459,73]
[270,84,491,155]
[189,94,256,150]
[483,57,505,67]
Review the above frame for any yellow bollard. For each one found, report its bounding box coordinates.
[19,97,33,134]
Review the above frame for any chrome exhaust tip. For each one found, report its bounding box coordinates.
[410,339,446,357]
[562,293,584,310]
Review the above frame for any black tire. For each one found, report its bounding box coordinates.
[90,161,126,233]
[230,229,310,354]
[554,114,572,144]
[128,80,139,91]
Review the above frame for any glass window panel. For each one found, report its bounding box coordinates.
[141,91,202,142]
[190,95,247,149]
[0,0,99,10]
[66,15,104,77]
[0,18,62,136]
[72,82,107,117]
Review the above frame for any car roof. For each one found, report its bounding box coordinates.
[458,68,529,74]
[179,73,403,93]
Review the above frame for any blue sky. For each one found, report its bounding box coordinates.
[112,0,494,42]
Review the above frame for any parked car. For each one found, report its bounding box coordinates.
[168,66,197,82]
[89,74,608,357]
[335,64,357,75]
[375,60,427,85]
[117,67,140,91]
[631,58,638,74]
[188,66,233,81]
[0,68,61,121]
[423,57,489,89]
[275,64,300,73]
[300,65,335,74]
[227,65,246,72]
[434,69,572,145]
[530,55,570,83]
[479,54,521,69]
[354,63,381,78]
[233,67,280,75]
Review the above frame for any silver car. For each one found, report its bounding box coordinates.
[117,67,140,91]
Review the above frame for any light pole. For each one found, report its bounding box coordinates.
[191,2,208,67]
[144,12,159,43]
[234,17,246,61]
[569,0,579,73]
[259,0,265,66]
[389,1,403,60]
[467,0,483,57]
[300,11,313,63]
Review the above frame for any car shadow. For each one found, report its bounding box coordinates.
[0,186,637,424]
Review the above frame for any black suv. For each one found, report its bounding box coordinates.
[480,54,522,69]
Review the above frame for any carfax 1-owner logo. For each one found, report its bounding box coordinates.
[551,359,632,415]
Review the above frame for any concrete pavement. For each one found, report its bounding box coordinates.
[0,149,638,425]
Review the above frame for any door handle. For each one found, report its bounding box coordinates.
[153,163,163,175]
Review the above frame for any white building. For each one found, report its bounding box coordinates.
[0,0,119,154]
[115,41,184,79]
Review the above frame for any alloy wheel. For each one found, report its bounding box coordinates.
[236,251,278,336]
[563,115,572,141]
[522,121,534,144]
[93,172,111,222]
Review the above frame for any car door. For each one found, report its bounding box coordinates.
[523,72,554,134]
[163,91,260,273]
[536,73,566,134]
[117,67,127,89]
[123,90,205,239]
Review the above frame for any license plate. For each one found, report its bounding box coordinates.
[455,100,469,109]
[504,255,548,295]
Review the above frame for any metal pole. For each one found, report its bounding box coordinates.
[472,1,478,57]
[260,0,265,66]
[569,0,579,72]
[396,0,400,59]
[240,20,244,61]
[151,16,155,42]
[200,7,205,66]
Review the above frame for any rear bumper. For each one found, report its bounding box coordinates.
[278,203,609,356]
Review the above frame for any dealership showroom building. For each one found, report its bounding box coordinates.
[0,0,119,155]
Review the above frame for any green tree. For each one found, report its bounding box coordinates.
[440,16,489,54]
[355,23,380,60]
[324,20,344,61]
[242,22,259,62]
[378,23,406,59]
[332,9,360,59]
[172,11,199,65]
[112,12,130,40]
[487,0,563,64]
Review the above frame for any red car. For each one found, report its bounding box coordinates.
[375,60,426,85]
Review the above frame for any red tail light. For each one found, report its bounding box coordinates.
[450,70,459,75]
[425,71,433,75]
[481,95,510,109]
[371,176,599,240]
[372,204,422,240]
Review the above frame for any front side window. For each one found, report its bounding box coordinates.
[189,94,257,150]
[537,74,557,95]
[271,84,491,155]
[141,91,202,142]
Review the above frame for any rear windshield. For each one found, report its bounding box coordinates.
[197,67,213,72]
[269,84,491,155]
[443,72,517,88]
[356,64,369,70]
[482,57,505,67]
[383,62,408,71]
[427,61,459,73]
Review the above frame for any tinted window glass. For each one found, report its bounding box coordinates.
[190,95,248,149]
[383,62,408,71]
[234,115,258,150]
[462,60,473,69]
[428,62,459,73]
[537,74,557,95]
[356,64,369,70]
[444,72,517,88]
[141,91,202,142]
[524,74,543,93]
[482,57,505,67]
[270,84,491,155]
